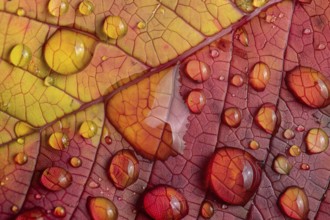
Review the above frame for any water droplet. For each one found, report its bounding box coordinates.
[79,120,98,139]
[254,103,280,134]
[69,156,82,168]
[235,0,254,12]
[44,29,95,75]
[78,0,94,16]
[35,194,42,200]
[186,90,206,114]
[53,206,66,218]
[230,74,244,87]
[249,62,271,92]
[286,66,330,108]
[11,205,19,213]
[88,180,100,189]
[143,186,188,220]
[17,138,25,145]
[207,147,262,205]
[296,125,305,132]
[221,204,228,209]
[200,201,214,219]
[283,129,295,140]
[317,43,326,50]
[16,208,46,220]
[40,167,72,191]
[300,163,310,170]
[272,155,292,175]
[48,0,69,17]
[278,186,309,220]
[9,44,32,67]
[289,145,301,157]
[219,76,225,81]
[278,13,284,18]
[210,49,219,58]
[14,152,28,165]
[222,107,242,128]
[103,16,128,39]
[109,149,139,190]
[305,128,328,154]
[88,197,118,220]
[105,136,112,145]
[16,8,25,16]
[44,76,54,86]
[137,21,146,29]
[185,60,211,83]
[303,28,312,34]
[249,140,260,150]
[14,121,34,137]
[236,28,249,47]
[48,132,69,150]
[253,0,267,7]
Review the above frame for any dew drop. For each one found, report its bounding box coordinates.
[303,28,312,34]
[289,145,301,157]
[235,0,254,12]
[17,138,25,145]
[88,180,100,189]
[231,74,244,87]
[223,107,242,128]
[69,156,82,168]
[44,76,54,86]
[103,16,128,39]
[14,121,34,137]
[219,76,225,81]
[210,49,219,58]
[16,208,46,220]
[11,205,19,213]
[249,62,271,91]
[272,155,292,175]
[300,163,310,170]
[296,125,305,132]
[253,0,267,7]
[16,8,25,16]
[305,128,329,154]
[14,152,28,165]
[9,44,32,67]
[48,132,69,150]
[185,60,211,83]
[186,90,206,114]
[40,167,72,191]
[35,194,42,200]
[48,0,69,17]
[79,120,98,139]
[249,140,260,150]
[105,136,112,145]
[108,149,139,190]
[88,197,118,220]
[283,129,295,140]
[317,43,326,50]
[254,103,280,134]
[236,28,249,47]
[53,206,66,218]
[78,0,94,16]
[200,201,214,219]
[137,21,146,29]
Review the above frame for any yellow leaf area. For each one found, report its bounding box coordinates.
[106,66,188,160]
[0,0,245,67]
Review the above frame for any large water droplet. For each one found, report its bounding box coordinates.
[78,0,94,16]
[16,208,46,220]
[103,16,128,39]
[254,103,280,134]
[289,145,301,157]
[11,205,19,213]
[53,206,66,218]
[69,156,82,168]
[186,90,206,114]
[14,152,28,165]
[222,107,242,128]
[231,74,244,87]
[305,128,329,154]
[9,44,32,67]
[278,187,309,220]
[200,201,214,219]
[272,155,292,175]
[108,149,139,190]
[48,132,69,150]
[143,186,188,220]
[185,60,211,83]
[79,121,98,139]
[88,197,118,220]
[249,62,271,92]
[48,0,69,17]
[206,147,262,205]
[40,167,72,191]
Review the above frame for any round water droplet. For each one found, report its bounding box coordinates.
[278,186,309,220]
[9,44,32,67]
[185,60,211,83]
[48,0,69,17]
[300,163,310,170]
[48,132,69,150]
[305,128,329,154]
[236,28,249,47]
[16,208,46,220]
[78,0,94,16]
[103,16,128,39]
[143,186,188,220]
[17,138,25,145]
[79,121,98,139]
[206,147,262,205]
[137,21,146,29]
[44,76,54,86]
[11,205,19,213]
[186,90,206,114]
[200,201,214,219]
[88,180,100,189]
[70,156,82,168]
[303,28,312,34]
[222,107,242,128]
[109,149,139,190]
[105,136,112,145]
[249,62,271,92]
[14,121,34,137]
[16,8,25,16]
[253,0,267,7]
[210,49,219,58]
[254,103,280,134]
[235,0,254,12]
[286,66,330,108]
[289,145,301,157]
[231,74,244,87]
[249,140,260,150]
[53,206,66,218]
[14,152,28,165]
[88,197,118,220]
[44,29,95,75]
[272,155,292,175]
[283,129,295,140]
[40,167,72,191]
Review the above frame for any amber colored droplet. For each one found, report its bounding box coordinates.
[272,155,292,175]
[305,128,329,154]
[11,205,19,213]
[236,28,249,47]
[16,208,46,220]
[53,206,66,218]
[88,197,118,220]
[186,90,206,114]
[235,0,254,12]
[249,62,271,91]
[300,163,310,170]
[14,121,34,137]
[78,0,94,16]
[137,21,146,29]
[286,66,330,108]
[17,138,25,145]
[143,186,188,220]
[185,60,211,83]
[105,136,112,145]
[79,121,98,139]
[206,147,262,205]
[254,103,280,134]
[103,16,128,39]
[253,0,268,7]
[231,74,244,87]
[200,201,214,219]
[14,152,28,165]
[289,145,301,157]
[40,167,72,191]
[48,132,69,150]
[16,8,25,16]
[278,186,309,220]
[9,44,32,67]
[109,149,139,190]
[223,107,242,128]
[283,129,295,140]
[70,156,82,168]
[48,0,69,17]
[249,140,260,150]
[44,76,54,86]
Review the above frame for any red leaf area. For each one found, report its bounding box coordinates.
[0,0,330,220]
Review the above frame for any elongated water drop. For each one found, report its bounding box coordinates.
[249,62,271,92]
[14,121,35,137]
[14,152,28,165]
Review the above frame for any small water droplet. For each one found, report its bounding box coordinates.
[200,201,214,219]
[48,0,69,17]
[303,28,312,34]
[11,205,19,213]
[79,121,98,139]
[137,21,146,29]
[0,181,4,186]
[222,107,242,128]
[210,49,219,58]
[117,196,122,201]
[105,136,112,145]
[186,90,206,114]
[69,156,82,168]
[16,8,25,16]
[53,206,66,218]
[230,74,244,87]
[317,43,326,50]
[300,163,310,170]
[44,76,54,86]
[249,140,260,150]
[78,0,94,16]
[48,132,69,150]
[14,152,28,165]
[254,103,280,134]
[265,14,276,23]
[88,180,100,189]
[289,145,301,157]
[272,155,292,175]
[283,129,295,140]
[103,16,128,39]
[9,44,32,67]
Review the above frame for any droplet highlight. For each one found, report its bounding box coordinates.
[78,0,94,16]
[14,152,28,165]
[305,128,329,154]
[48,132,69,150]
[200,201,214,219]
[48,0,69,17]
[88,197,118,220]
[254,103,280,134]
[79,121,98,139]
[272,155,292,175]
[103,16,128,39]
[222,107,242,128]
[14,121,34,137]
[249,62,271,92]
[186,90,206,114]
[40,166,72,191]
[283,129,295,140]
[185,60,211,83]
[9,44,32,67]
[236,28,249,47]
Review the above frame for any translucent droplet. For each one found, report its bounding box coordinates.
[210,49,219,58]
[223,107,242,128]
[236,28,249,47]
[88,197,118,220]
[16,8,25,16]
[44,76,54,86]
[278,187,309,219]
[48,0,69,17]
[249,62,271,92]
[317,43,326,50]
[289,145,301,157]
[105,136,112,145]
[200,201,214,219]
[14,152,28,165]
[300,163,310,170]
[272,155,292,175]
[14,121,34,137]
[305,128,329,154]
[79,121,98,139]
[48,132,69,150]
[186,90,206,114]
[88,180,100,189]
[185,60,211,83]
[137,21,146,29]
[78,0,94,16]
[9,44,32,67]
[70,156,82,168]
[303,28,311,34]
[103,16,128,39]
[53,206,66,218]
[40,167,72,191]
[283,129,295,140]
[254,103,280,134]
[11,205,19,213]
[249,140,260,150]
[296,125,305,132]
[17,138,25,145]
[231,74,244,87]
[235,0,254,12]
